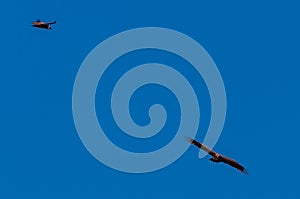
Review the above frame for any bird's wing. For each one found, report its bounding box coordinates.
[47,21,56,24]
[33,21,45,25]
[185,137,217,157]
[220,155,248,174]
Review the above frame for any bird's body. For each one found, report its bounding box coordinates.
[32,19,56,29]
[186,137,248,174]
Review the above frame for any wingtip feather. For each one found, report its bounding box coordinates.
[184,136,193,143]
[241,169,249,175]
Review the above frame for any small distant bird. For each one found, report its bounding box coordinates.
[186,137,248,174]
[32,19,56,29]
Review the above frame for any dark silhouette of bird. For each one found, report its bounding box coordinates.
[186,137,248,174]
[32,19,56,29]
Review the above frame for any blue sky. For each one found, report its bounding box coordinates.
[1,0,300,198]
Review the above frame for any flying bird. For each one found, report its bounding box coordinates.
[32,19,56,29]
[186,137,248,174]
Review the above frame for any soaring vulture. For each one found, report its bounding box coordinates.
[186,137,248,174]
[32,19,56,29]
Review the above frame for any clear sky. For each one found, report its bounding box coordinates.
[1,0,300,198]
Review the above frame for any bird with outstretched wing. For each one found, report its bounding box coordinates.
[186,137,248,174]
[32,19,56,29]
